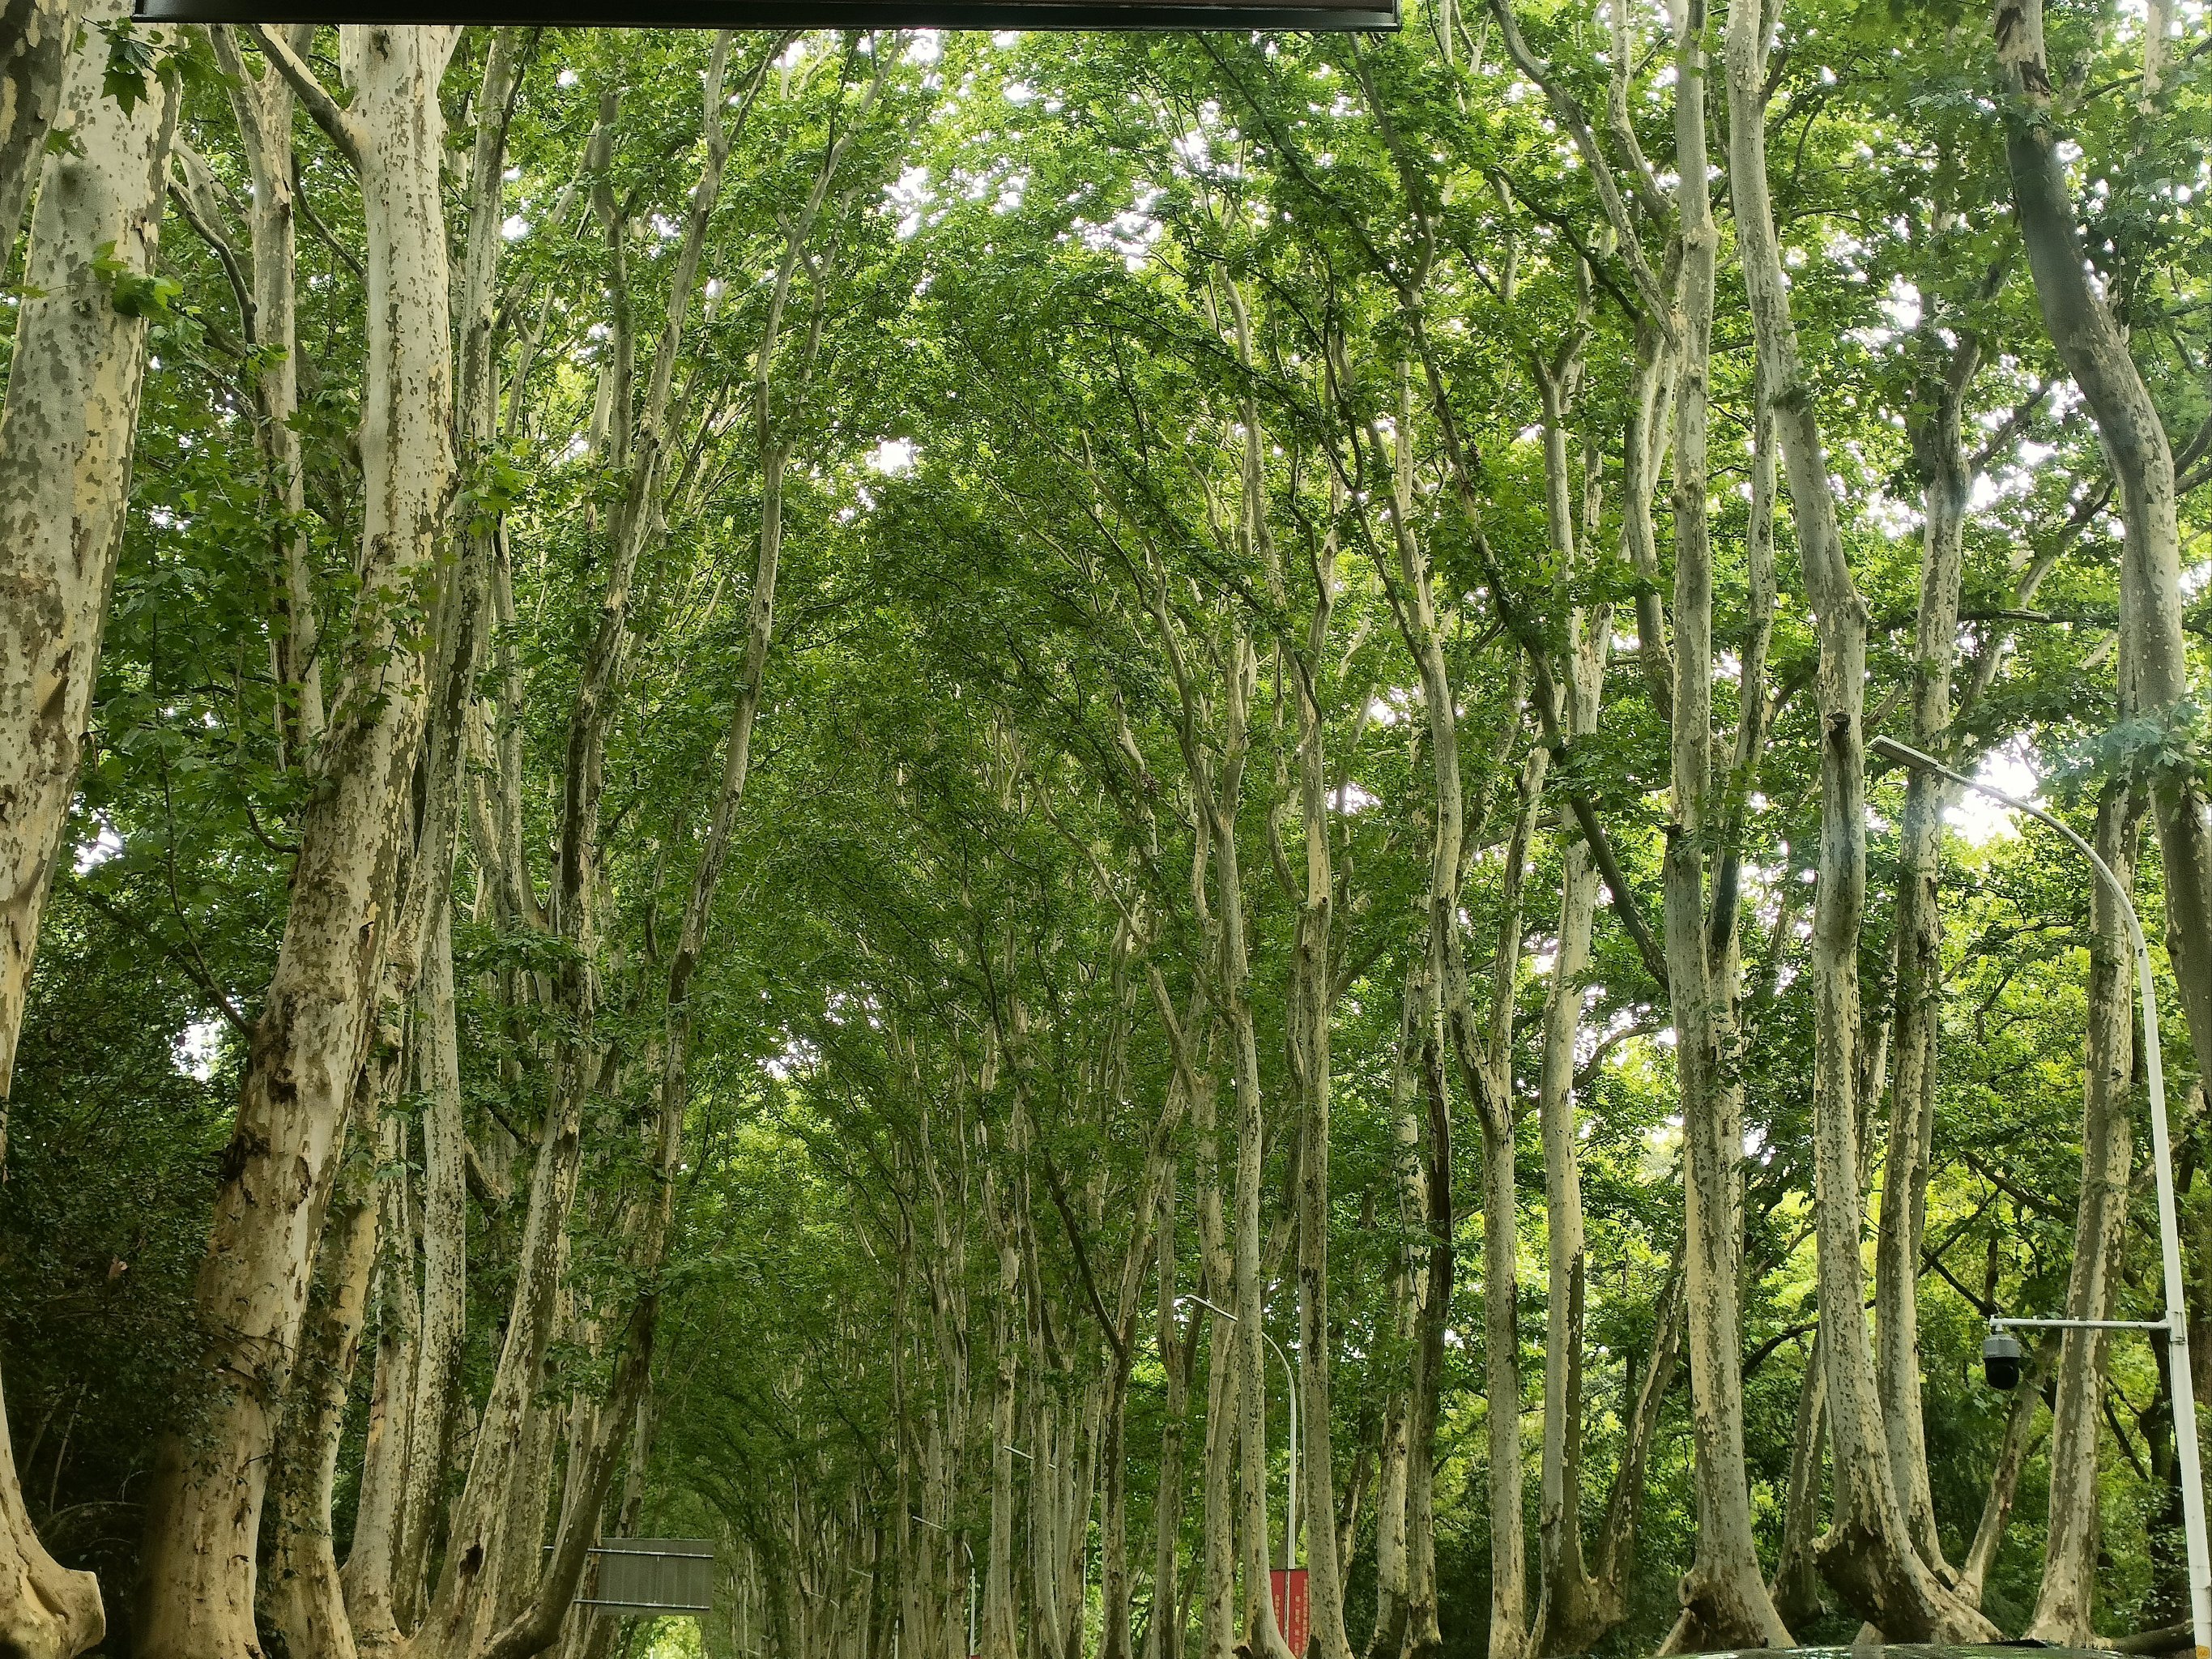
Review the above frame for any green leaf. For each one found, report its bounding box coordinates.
[92,241,181,320]
[98,21,159,116]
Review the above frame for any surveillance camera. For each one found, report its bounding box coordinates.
[1982,1328,2023,1391]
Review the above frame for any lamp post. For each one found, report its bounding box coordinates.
[1182,1292,1299,1572]
[1873,735,2211,1659]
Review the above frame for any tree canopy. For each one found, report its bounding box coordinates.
[2,5,2211,1659]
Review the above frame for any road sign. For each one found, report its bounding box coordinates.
[1269,1567,1309,1659]
[133,1,1397,28]
[570,1538,715,1615]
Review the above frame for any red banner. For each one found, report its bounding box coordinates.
[1269,1568,1309,1659]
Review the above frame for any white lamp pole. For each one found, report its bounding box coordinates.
[1873,736,2211,1659]
[1184,1293,1299,1572]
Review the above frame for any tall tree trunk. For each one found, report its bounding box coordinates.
[1295,768,1349,1659]
[263,1137,379,1659]
[1196,1051,1239,1659]
[2028,787,2145,1645]
[139,29,459,1658]
[1474,759,1543,1659]
[1100,1353,1135,1659]
[344,1077,420,1644]
[1217,632,1292,1659]
[0,12,174,1652]
[0,0,71,256]
[1958,1343,2051,1610]
[1770,1336,1826,1631]
[1529,332,1609,1659]
[1531,814,1602,1659]
[1144,1166,1186,1659]
[397,899,468,1627]
[0,0,175,1102]
[1400,1014,1447,1659]
[1662,4,1791,1646]
[210,22,323,764]
[1725,0,1990,1637]
[380,83,517,1622]
[1873,333,1980,1583]
[1366,950,1431,1659]
[1996,0,2212,1096]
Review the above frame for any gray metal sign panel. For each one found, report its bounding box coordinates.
[574,1538,715,1615]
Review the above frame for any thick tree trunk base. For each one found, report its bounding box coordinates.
[1815,1516,1996,1643]
[0,1469,104,1659]
[1532,1560,1622,1659]
[1659,1562,1794,1656]
[1398,1608,1442,1659]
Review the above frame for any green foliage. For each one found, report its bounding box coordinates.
[10,6,2212,1655]
[91,242,179,319]
[96,21,160,115]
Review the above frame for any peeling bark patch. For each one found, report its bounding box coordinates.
[219,1130,272,1188]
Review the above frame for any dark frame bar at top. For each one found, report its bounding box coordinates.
[134,0,1396,28]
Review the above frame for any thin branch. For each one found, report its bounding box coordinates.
[1486,0,1678,344]
[290,151,364,281]
[1038,1144,1127,1364]
[73,889,252,1038]
[167,143,255,348]
[245,24,364,173]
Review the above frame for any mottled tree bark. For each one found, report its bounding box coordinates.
[396,901,468,1627]
[139,28,459,1659]
[2029,788,2144,1645]
[1770,1336,1826,1631]
[0,15,174,1652]
[1529,325,1612,1659]
[0,0,71,256]
[1194,1065,1240,1659]
[1873,333,1980,1583]
[1997,0,2212,1110]
[1958,1345,2050,1610]
[1727,0,1990,1636]
[0,0,174,1103]
[343,1078,419,1647]
[1366,950,1430,1659]
[1663,2,1792,1645]
[1217,626,1293,1659]
[209,23,323,764]
[263,1139,379,1659]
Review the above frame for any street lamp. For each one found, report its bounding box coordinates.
[1873,736,2211,1659]
[1181,1292,1300,1572]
